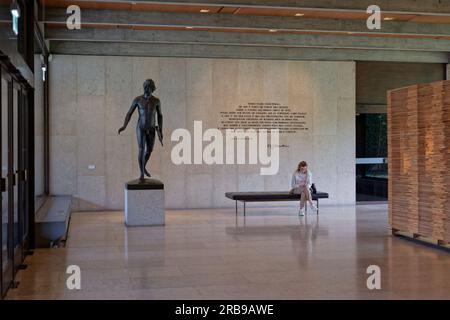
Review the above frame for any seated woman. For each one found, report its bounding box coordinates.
[290,161,318,216]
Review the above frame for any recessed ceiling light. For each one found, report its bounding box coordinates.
[295,13,305,17]
[384,17,394,21]
[269,29,277,32]
[200,9,210,13]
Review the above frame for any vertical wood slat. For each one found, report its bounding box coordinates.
[388,80,450,244]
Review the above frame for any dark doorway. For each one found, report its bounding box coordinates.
[356,113,388,202]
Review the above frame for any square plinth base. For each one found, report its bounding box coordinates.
[124,179,165,226]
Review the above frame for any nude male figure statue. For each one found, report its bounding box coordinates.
[118,79,163,180]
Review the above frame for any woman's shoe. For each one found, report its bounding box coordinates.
[310,204,318,213]
[299,208,305,216]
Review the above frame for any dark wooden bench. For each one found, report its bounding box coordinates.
[225,191,329,216]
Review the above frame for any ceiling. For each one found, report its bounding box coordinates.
[33,0,450,62]
[40,0,450,23]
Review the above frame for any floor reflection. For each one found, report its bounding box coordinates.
[5,205,450,300]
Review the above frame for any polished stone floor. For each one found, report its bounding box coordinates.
[6,204,450,300]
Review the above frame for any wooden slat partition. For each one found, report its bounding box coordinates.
[388,80,450,244]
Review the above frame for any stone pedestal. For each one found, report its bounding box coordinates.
[124,178,165,226]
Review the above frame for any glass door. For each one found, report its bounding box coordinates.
[0,67,30,298]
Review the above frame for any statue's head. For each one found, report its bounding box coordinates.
[143,79,156,94]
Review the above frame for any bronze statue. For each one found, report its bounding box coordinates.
[118,79,163,180]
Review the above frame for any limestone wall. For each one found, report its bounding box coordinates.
[49,56,355,210]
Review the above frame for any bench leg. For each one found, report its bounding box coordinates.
[235,200,238,216]
[244,201,246,216]
[317,199,319,214]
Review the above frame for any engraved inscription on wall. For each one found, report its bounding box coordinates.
[219,102,308,134]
